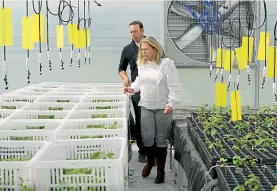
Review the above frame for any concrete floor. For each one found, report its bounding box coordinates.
[126,144,178,191]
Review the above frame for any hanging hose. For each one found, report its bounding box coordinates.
[2,0,8,90]
[77,0,81,67]
[70,0,74,66]
[46,0,52,71]
[26,0,31,83]
[236,0,241,90]
[87,0,91,64]
[32,0,43,75]
[246,0,267,87]
[83,0,87,65]
[273,21,277,101]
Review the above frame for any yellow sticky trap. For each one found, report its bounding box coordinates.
[75,29,86,49]
[22,16,34,50]
[257,32,270,61]
[68,23,77,45]
[241,36,254,62]
[216,48,225,68]
[86,29,91,46]
[235,47,247,70]
[231,91,242,121]
[267,46,277,78]
[56,25,64,48]
[215,82,227,107]
[224,50,234,71]
[32,14,44,43]
[0,8,13,46]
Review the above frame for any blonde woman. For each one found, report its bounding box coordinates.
[124,37,181,184]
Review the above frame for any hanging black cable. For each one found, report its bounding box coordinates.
[46,0,52,71]
[32,0,43,75]
[2,0,8,90]
[246,0,267,87]
[214,0,220,82]
[59,0,64,70]
[84,0,87,65]
[70,0,74,66]
[236,0,241,90]
[87,0,91,64]
[273,21,277,101]
[77,0,81,67]
[26,0,31,83]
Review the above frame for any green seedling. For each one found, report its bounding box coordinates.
[38,115,55,119]
[49,107,63,110]
[26,126,45,129]
[57,100,70,102]
[96,106,112,110]
[91,114,108,118]
[1,105,16,109]
[96,99,113,102]
[80,135,104,139]
[10,136,33,141]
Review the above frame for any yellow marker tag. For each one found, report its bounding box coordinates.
[22,16,34,50]
[235,47,247,70]
[68,23,77,45]
[2,8,13,46]
[267,46,277,78]
[216,48,225,68]
[257,32,270,61]
[86,29,91,46]
[32,14,44,43]
[75,29,86,49]
[56,25,64,48]
[0,8,3,46]
[215,82,227,107]
[241,36,254,62]
[231,91,242,121]
[224,50,234,71]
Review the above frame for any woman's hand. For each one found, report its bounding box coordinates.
[164,106,173,114]
[123,87,135,94]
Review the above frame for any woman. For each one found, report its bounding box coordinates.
[124,37,181,184]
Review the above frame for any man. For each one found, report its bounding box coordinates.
[118,20,146,163]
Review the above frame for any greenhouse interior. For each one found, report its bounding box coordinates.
[0,0,277,190]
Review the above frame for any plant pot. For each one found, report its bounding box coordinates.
[251,147,277,164]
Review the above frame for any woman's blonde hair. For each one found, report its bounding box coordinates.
[137,37,165,65]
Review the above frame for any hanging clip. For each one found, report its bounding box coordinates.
[209,64,212,78]
[38,53,42,75]
[246,65,251,85]
[78,52,81,67]
[2,60,8,90]
[47,51,52,71]
[84,50,87,64]
[236,75,240,90]
[88,47,91,64]
[214,68,219,82]
[59,51,64,70]
[220,68,224,82]
[227,74,231,91]
[70,50,73,66]
[26,58,30,83]
[262,67,267,89]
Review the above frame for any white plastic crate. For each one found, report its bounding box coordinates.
[55,118,127,138]
[0,109,17,119]
[75,102,127,110]
[56,88,91,93]
[0,141,48,190]
[37,96,81,103]
[0,120,62,141]
[8,110,70,120]
[23,102,77,111]
[0,102,28,110]
[82,95,127,103]
[5,90,47,96]
[0,95,39,103]
[87,91,125,95]
[32,138,127,191]
[67,109,127,119]
[49,92,87,96]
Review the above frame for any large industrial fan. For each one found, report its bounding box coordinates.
[164,0,256,66]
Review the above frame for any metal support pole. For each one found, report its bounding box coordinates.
[254,0,261,109]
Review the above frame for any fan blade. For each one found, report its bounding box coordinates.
[175,25,203,50]
[206,34,218,62]
[218,0,240,18]
[170,1,194,19]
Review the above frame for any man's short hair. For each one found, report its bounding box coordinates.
[129,20,144,29]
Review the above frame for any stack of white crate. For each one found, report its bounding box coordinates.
[0,82,129,191]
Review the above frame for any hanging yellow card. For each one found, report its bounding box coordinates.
[216,48,225,68]
[32,14,44,43]
[231,91,242,121]
[56,25,64,48]
[241,36,254,62]
[215,82,227,107]
[224,50,234,71]
[235,47,247,70]
[257,32,270,61]
[22,16,34,50]
[68,23,77,45]
[267,46,277,78]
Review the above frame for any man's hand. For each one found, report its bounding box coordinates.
[123,87,135,94]
[164,106,173,114]
[123,77,130,87]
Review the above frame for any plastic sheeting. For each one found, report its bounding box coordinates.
[172,110,220,191]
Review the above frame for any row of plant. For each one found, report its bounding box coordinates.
[188,105,277,190]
